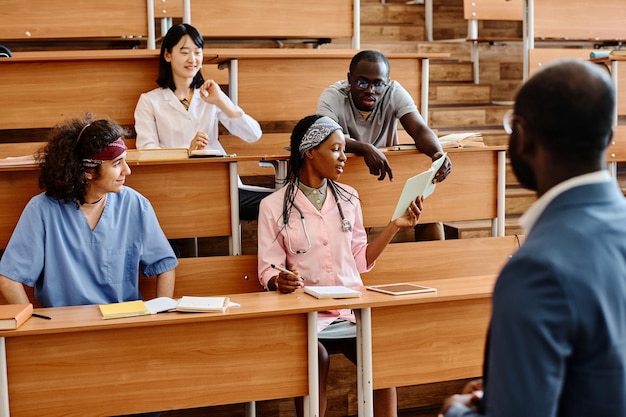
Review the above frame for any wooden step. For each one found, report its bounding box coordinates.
[361,24,425,42]
[444,217,523,239]
[506,187,537,215]
[477,20,523,39]
[361,3,424,25]
[428,104,510,130]
[417,40,471,60]
[429,82,491,105]
[479,128,510,146]
[357,41,422,54]
[430,60,473,83]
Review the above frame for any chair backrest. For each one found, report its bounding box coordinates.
[362,235,523,285]
[139,255,263,299]
[0,45,12,58]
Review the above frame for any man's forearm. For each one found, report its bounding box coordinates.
[344,138,372,155]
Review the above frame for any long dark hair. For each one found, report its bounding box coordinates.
[281,115,356,228]
[157,23,205,91]
[39,114,126,207]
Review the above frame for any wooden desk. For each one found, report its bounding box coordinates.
[523,0,626,80]
[220,133,290,181]
[0,50,221,130]
[362,275,494,390]
[207,49,449,126]
[0,269,498,417]
[191,0,354,41]
[0,152,241,253]
[0,291,358,416]
[339,147,507,236]
[0,0,149,41]
[531,0,626,42]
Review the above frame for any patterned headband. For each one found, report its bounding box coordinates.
[298,116,343,158]
[82,137,127,168]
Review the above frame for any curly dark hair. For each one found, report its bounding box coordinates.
[38,114,126,206]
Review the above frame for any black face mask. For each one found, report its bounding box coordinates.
[508,130,538,191]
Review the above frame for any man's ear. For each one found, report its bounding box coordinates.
[514,119,536,158]
[606,127,615,149]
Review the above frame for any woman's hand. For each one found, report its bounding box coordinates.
[199,79,222,105]
[189,131,209,150]
[392,195,424,228]
[275,269,304,294]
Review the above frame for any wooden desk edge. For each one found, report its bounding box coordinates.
[1,274,496,337]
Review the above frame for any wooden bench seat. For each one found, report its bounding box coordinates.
[362,235,521,285]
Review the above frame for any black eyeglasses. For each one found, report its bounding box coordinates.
[354,78,388,92]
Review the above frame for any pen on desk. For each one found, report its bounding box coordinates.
[32,313,52,320]
[271,264,304,280]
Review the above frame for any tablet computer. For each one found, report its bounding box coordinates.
[366,283,436,296]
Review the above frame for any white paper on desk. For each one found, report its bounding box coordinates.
[391,153,446,221]
[0,154,38,167]
[188,149,225,157]
[144,297,178,314]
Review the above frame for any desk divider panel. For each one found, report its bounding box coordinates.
[533,0,626,41]
[123,160,232,240]
[339,148,499,227]
[0,0,149,40]
[191,0,353,40]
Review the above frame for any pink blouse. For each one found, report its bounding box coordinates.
[257,183,374,332]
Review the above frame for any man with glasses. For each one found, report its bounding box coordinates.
[317,49,451,240]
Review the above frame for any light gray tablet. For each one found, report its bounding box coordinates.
[366,283,436,296]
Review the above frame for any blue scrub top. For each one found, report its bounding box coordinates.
[0,187,178,307]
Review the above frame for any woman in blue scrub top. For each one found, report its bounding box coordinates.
[0,114,178,308]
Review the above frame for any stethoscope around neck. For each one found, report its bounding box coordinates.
[285,182,352,255]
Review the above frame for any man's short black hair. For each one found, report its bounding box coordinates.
[349,50,390,77]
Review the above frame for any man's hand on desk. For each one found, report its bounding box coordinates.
[363,144,394,181]
[345,139,394,181]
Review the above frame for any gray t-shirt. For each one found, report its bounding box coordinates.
[317,80,419,148]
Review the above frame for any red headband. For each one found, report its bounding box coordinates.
[82,137,127,167]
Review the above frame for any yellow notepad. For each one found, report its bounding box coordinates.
[99,300,150,320]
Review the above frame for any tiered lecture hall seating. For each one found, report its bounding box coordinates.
[0,2,525,416]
